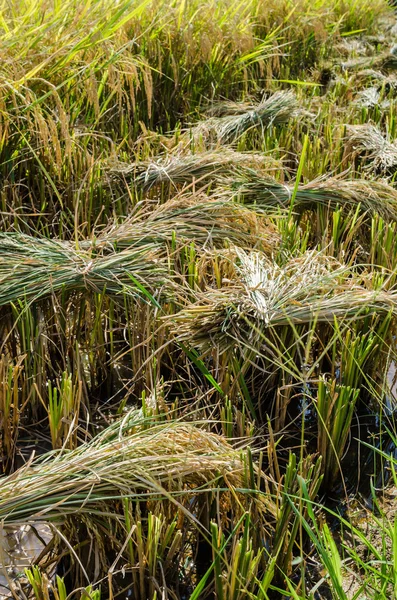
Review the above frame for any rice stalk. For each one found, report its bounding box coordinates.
[316,378,360,488]
[109,149,281,191]
[270,453,323,579]
[0,233,167,307]
[171,249,397,354]
[46,372,82,450]
[189,91,300,145]
[209,516,265,600]
[0,355,24,471]
[220,171,397,220]
[24,570,99,600]
[0,411,245,524]
[345,124,397,174]
[370,215,397,284]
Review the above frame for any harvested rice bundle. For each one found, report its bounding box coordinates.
[189,91,300,145]
[0,411,245,523]
[98,196,280,254]
[172,250,397,353]
[354,86,389,108]
[0,198,282,306]
[219,172,397,221]
[0,233,167,307]
[110,149,281,191]
[341,47,397,72]
[345,124,397,174]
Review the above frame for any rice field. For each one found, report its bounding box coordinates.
[3,0,397,598]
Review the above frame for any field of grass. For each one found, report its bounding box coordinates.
[3,0,397,598]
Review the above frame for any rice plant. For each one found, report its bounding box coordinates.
[1,0,397,598]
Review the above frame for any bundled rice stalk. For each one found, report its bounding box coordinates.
[171,249,397,354]
[352,69,397,90]
[354,69,388,83]
[189,91,300,145]
[109,149,281,191]
[335,38,372,58]
[0,200,279,307]
[341,47,397,72]
[354,86,385,108]
[221,171,397,220]
[345,124,397,174]
[0,233,167,307]
[0,411,244,523]
[97,196,280,253]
